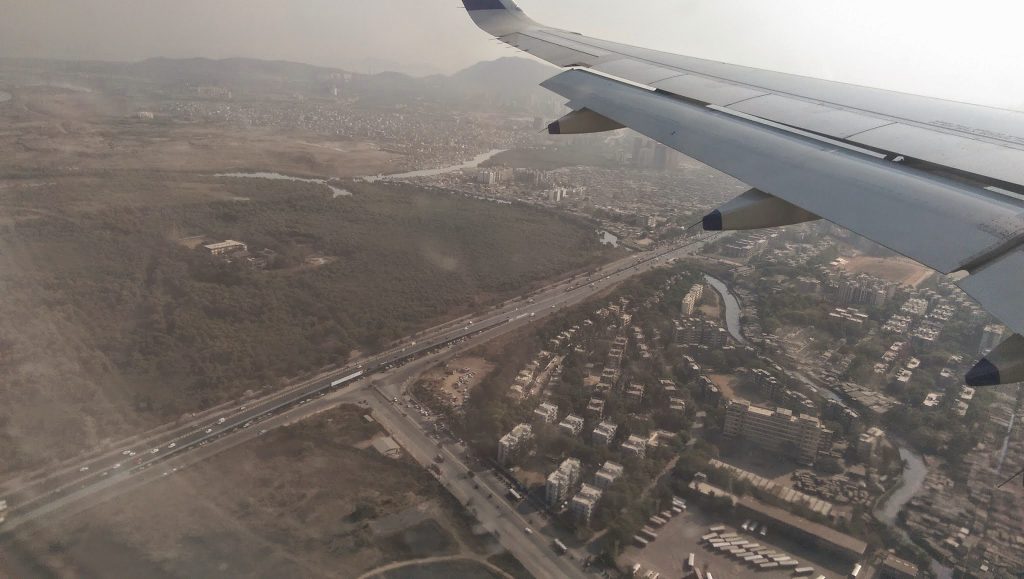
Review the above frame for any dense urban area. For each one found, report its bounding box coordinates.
[0,53,1020,579]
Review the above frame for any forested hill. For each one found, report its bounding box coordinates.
[0,177,614,469]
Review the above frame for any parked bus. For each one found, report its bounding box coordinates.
[686,553,695,569]
[506,488,523,502]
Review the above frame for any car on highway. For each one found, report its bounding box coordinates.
[113,463,121,469]
[205,428,213,434]
[79,466,89,472]
[150,448,160,454]
[524,527,533,535]
[167,443,177,449]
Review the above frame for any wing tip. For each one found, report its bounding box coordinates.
[463,0,516,12]
[966,357,1000,387]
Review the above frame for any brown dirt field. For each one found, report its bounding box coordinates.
[708,374,739,400]
[0,405,499,578]
[435,357,495,407]
[840,255,933,287]
[698,289,721,320]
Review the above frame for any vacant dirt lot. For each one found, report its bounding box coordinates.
[709,374,740,400]
[0,405,507,578]
[840,255,933,287]
[418,356,495,409]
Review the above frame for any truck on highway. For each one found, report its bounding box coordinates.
[552,539,568,555]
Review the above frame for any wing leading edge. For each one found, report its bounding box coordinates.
[463,1,1024,385]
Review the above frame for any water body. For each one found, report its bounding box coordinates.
[362,149,506,182]
[873,445,953,578]
[0,91,12,104]
[874,446,927,525]
[598,230,619,247]
[214,172,351,197]
[215,149,506,198]
[704,274,744,343]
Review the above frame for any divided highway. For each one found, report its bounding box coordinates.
[0,231,723,547]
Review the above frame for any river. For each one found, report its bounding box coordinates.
[873,445,953,578]
[704,274,744,343]
[213,172,352,197]
[874,446,927,525]
[362,149,506,182]
[215,149,507,194]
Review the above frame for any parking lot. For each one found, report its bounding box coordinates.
[620,504,847,579]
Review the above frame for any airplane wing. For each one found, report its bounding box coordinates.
[463,0,1024,386]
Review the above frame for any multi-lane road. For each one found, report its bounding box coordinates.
[0,230,723,575]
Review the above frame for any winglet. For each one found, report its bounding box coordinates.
[462,0,536,37]
[463,0,515,10]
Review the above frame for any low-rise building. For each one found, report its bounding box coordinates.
[545,458,581,507]
[752,368,784,401]
[203,239,248,256]
[586,398,605,419]
[571,483,604,524]
[857,426,885,460]
[669,397,686,414]
[621,434,648,458]
[724,398,828,465]
[497,423,533,466]
[594,461,624,489]
[592,421,618,446]
[558,414,585,437]
[681,283,704,316]
[533,401,559,424]
[624,383,645,404]
[878,553,920,579]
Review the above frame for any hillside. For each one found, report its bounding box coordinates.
[0,55,558,109]
[0,177,614,472]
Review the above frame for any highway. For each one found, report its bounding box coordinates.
[364,384,588,579]
[0,230,722,573]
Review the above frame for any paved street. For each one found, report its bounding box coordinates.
[0,231,723,575]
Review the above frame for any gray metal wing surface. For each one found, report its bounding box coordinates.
[463,0,1024,385]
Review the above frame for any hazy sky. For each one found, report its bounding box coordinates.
[2,0,1022,108]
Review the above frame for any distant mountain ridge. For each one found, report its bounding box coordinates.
[0,55,560,111]
[446,56,557,94]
